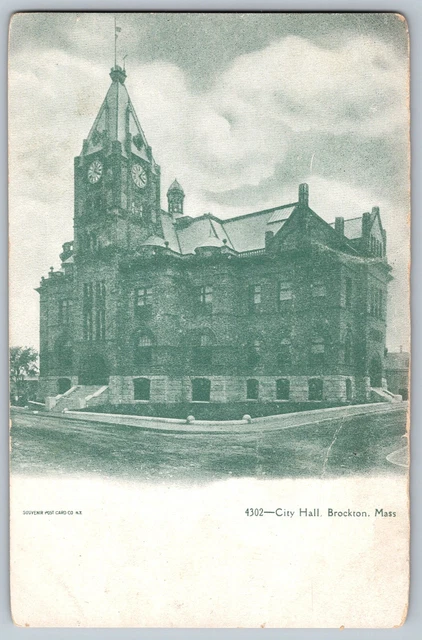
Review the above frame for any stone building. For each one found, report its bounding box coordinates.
[38,65,392,412]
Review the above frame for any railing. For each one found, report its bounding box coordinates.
[238,248,267,258]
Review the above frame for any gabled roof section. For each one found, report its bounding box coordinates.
[151,184,381,257]
[222,203,297,252]
[82,66,156,168]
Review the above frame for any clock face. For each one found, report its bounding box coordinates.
[87,159,103,184]
[132,163,147,189]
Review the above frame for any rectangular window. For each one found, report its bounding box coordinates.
[310,337,325,367]
[198,285,213,311]
[137,287,153,307]
[249,285,262,312]
[345,278,352,309]
[312,281,326,297]
[192,378,211,402]
[276,379,290,401]
[83,283,93,341]
[277,342,291,372]
[246,379,259,400]
[279,282,293,303]
[59,299,73,325]
[95,282,106,340]
[137,335,153,365]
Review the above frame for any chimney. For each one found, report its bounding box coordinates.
[362,211,371,236]
[335,217,345,236]
[372,206,380,217]
[298,183,309,206]
[400,345,403,353]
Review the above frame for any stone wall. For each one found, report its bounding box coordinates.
[108,374,357,404]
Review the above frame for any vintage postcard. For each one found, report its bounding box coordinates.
[9,12,410,627]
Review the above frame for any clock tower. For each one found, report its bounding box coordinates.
[74,64,162,261]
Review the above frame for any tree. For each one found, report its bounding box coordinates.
[10,346,39,404]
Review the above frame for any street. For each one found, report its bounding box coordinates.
[10,406,408,482]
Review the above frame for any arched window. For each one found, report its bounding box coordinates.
[192,378,211,402]
[276,378,290,400]
[247,339,261,367]
[246,379,259,400]
[346,378,353,402]
[308,378,323,401]
[134,378,151,401]
[137,335,153,365]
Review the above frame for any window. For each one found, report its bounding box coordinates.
[246,379,259,400]
[277,340,292,371]
[247,340,261,367]
[198,285,213,313]
[308,378,323,401]
[95,282,106,340]
[192,378,211,402]
[193,334,212,366]
[137,335,153,365]
[345,278,352,309]
[310,337,325,367]
[276,379,290,401]
[249,285,262,312]
[136,287,153,308]
[134,378,151,401]
[59,299,73,325]
[312,281,326,297]
[83,283,93,340]
[370,287,384,318]
[344,334,353,366]
[131,201,143,217]
[279,282,293,303]
[346,378,352,402]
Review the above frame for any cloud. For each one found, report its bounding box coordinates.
[126,34,408,199]
[8,32,409,350]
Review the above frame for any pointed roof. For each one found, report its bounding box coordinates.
[167,179,184,195]
[82,66,158,171]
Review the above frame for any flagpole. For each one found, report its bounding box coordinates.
[114,15,117,67]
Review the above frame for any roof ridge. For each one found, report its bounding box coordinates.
[223,202,299,223]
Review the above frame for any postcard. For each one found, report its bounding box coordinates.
[9,12,410,627]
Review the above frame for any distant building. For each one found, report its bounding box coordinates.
[385,349,410,400]
[38,65,393,409]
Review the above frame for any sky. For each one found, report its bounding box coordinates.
[9,12,410,351]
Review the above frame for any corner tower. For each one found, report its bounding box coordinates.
[73,65,162,259]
